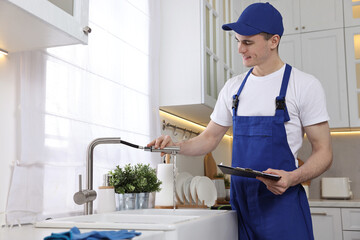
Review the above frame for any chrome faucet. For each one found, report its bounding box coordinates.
[73,137,180,215]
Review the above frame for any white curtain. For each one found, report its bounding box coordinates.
[6,0,161,225]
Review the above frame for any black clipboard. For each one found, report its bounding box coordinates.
[218,165,281,181]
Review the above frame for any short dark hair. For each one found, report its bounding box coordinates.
[260,32,281,51]
[260,32,275,40]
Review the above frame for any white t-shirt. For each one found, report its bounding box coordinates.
[210,64,330,159]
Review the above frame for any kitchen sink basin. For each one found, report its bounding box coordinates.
[35,209,231,231]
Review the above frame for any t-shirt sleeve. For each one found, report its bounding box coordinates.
[210,81,234,127]
[298,75,330,127]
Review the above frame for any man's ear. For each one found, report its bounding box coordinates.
[270,35,281,50]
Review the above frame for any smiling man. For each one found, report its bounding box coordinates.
[148,2,332,239]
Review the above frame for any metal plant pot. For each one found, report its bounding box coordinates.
[123,193,136,210]
[136,192,149,209]
[115,193,124,211]
[116,192,150,210]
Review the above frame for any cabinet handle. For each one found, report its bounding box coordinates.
[302,26,305,30]
[295,27,298,30]
[83,26,92,35]
[311,212,327,216]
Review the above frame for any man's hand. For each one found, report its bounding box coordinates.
[256,168,294,195]
[147,135,176,156]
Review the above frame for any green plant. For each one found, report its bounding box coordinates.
[213,173,225,179]
[224,176,230,189]
[108,163,162,194]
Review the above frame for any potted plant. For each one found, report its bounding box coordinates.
[108,163,162,210]
[224,175,230,201]
[213,173,231,201]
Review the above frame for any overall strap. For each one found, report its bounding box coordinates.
[275,64,292,122]
[232,68,253,116]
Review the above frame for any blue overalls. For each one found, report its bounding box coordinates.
[230,64,314,240]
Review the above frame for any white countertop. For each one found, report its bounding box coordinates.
[0,209,238,240]
[0,225,165,240]
[309,199,360,208]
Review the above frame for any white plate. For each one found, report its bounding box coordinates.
[182,177,192,203]
[190,176,201,203]
[196,177,217,207]
[175,172,192,204]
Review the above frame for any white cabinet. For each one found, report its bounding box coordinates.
[0,0,89,53]
[301,29,348,128]
[280,29,348,128]
[343,0,360,28]
[343,231,360,240]
[159,0,242,125]
[345,26,360,127]
[342,208,360,231]
[263,0,343,35]
[311,207,343,240]
[278,34,302,70]
[343,208,360,240]
[311,207,360,240]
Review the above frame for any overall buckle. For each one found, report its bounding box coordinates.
[276,98,286,110]
[232,95,239,109]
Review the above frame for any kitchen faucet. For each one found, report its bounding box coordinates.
[73,137,180,215]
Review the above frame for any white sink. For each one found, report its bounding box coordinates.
[35,209,238,239]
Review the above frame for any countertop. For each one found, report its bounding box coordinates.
[309,199,360,208]
[0,209,237,240]
[0,225,164,240]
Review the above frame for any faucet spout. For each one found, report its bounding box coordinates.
[85,137,121,215]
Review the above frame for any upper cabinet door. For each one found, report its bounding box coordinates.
[301,29,349,128]
[263,0,343,35]
[263,0,301,35]
[0,0,89,53]
[278,34,302,70]
[345,26,360,127]
[344,0,360,28]
[300,0,343,33]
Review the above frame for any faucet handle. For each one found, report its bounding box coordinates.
[74,189,97,205]
[73,174,97,205]
[78,174,82,192]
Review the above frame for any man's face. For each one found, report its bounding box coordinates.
[235,33,273,68]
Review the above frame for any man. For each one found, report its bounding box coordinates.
[148,2,332,239]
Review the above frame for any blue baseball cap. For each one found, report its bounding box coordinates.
[222,2,284,36]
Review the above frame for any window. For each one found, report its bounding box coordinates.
[6,0,160,224]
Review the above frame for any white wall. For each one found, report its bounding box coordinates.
[0,53,19,225]
[298,133,360,199]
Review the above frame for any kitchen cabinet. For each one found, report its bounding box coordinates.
[345,26,360,127]
[262,0,343,35]
[159,0,242,125]
[0,0,89,53]
[344,0,360,28]
[278,34,302,70]
[311,207,360,240]
[342,208,360,231]
[280,29,349,128]
[343,231,360,240]
[311,207,342,240]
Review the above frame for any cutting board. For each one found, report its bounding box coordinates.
[204,152,217,179]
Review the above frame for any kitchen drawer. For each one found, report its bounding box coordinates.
[310,207,342,240]
[342,208,360,231]
[343,231,360,240]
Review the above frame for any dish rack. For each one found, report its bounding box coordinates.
[154,190,207,209]
[176,190,208,209]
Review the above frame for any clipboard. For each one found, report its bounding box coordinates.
[218,165,281,181]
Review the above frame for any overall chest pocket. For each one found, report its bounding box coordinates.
[234,126,273,137]
[232,125,274,169]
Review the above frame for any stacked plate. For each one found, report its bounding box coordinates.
[175,172,217,207]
